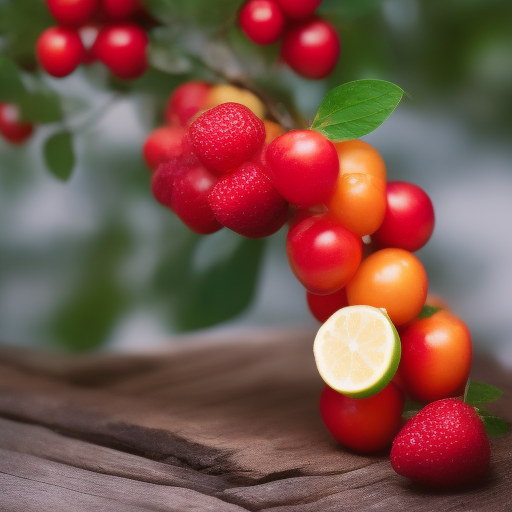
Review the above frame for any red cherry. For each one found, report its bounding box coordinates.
[45,0,99,27]
[320,383,405,453]
[92,23,148,80]
[0,103,34,145]
[373,181,435,252]
[239,0,285,46]
[209,162,288,238]
[266,130,339,207]
[287,212,362,294]
[187,102,265,176]
[151,155,222,235]
[143,126,186,171]
[306,288,348,323]
[101,0,141,20]
[281,17,340,79]
[274,0,322,20]
[36,26,85,78]
[164,81,211,127]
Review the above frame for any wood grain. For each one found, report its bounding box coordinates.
[0,328,510,511]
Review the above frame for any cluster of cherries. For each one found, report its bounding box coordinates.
[147,82,481,478]
[36,0,148,79]
[239,0,340,79]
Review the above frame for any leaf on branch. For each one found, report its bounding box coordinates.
[0,56,26,102]
[44,131,75,181]
[19,91,63,124]
[311,79,405,142]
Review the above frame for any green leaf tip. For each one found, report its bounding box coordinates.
[418,305,442,319]
[311,79,404,142]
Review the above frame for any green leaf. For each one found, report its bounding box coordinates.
[44,131,75,181]
[0,56,26,102]
[156,230,266,331]
[478,409,509,437]
[311,80,405,142]
[465,380,504,406]
[418,305,442,319]
[19,91,63,124]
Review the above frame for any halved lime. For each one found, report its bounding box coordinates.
[313,305,401,398]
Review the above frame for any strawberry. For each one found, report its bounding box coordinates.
[187,102,265,176]
[390,398,491,488]
[209,162,288,238]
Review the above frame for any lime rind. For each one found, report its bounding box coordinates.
[313,305,401,398]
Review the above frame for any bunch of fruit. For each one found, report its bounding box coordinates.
[0,103,34,145]
[36,0,148,79]
[146,77,508,489]
[239,0,340,79]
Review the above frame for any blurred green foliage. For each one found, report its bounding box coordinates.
[0,0,511,352]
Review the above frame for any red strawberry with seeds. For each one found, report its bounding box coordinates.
[187,102,265,176]
[209,163,288,238]
[390,398,491,488]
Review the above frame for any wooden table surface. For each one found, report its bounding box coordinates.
[0,328,510,511]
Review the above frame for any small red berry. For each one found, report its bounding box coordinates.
[151,155,222,235]
[0,103,34,145]
[142,126,186,171]
[209,163,288,238]
[239,0,286,46]
[306,288,348,323]
[287,213,362,294]
[281,17,340,79]
[274,0,322,20]
[45,0,99,27]
[187,102,265,176]
[391,398,491,488]
[36,26,85,78]
[320,383,405,453]
[266,130,339,207]
[164,81,211,127]
[373,181,435,252]
[92,23,148,80]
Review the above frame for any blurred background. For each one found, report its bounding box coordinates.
[0,0,511,365]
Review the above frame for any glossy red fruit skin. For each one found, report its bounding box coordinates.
[306,288,348,323]
[45,0,99,27]
[391,398,491,488]
[92,23,148,80]
[320,383,405,453]
[101,0,140,20]
[143,126,186,171]
[164,81,211,127]
[398,310,472,403]
[373,181,435,252]
[274,0,322,20]
[240,0,285,45]
[287,213,362,294]
[266,130,339,207]
[188,102,265,176]
[209,162,288,238]
[151,155,222,235]
[280,18,340,79]
[0,103,34,145]
[36,26,85,78]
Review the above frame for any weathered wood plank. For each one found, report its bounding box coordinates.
[0,329,510,511]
